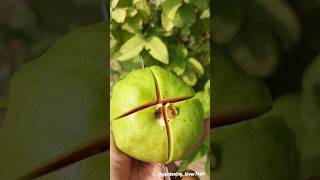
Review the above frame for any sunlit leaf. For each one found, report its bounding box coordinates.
[113,35,145,61]
[111,0,119,9]
[111,8,127,23]
[188,57,204,76]
[200,9,210,19]
[182,70,197,86]
[161,0,182,31]
[151,0,166,7]
[134,0,151,22]
[205,79,210,90]
[126,7,138,17]
[144,36,169,64]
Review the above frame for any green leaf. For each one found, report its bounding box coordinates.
[111,0,119,9]
[111,8,127,23]
[170,60,186,75]
[134,0,151,22]
[249,0,300,42]
[113,35,145,61]
[200,9,210,19]
[174,4,196,28]
[212,115,298,179]
[182,70,197,86]
[126,7,138,17]
[167,45,187,75]
[188,57,204,76]
[151,0,166,7]
[175,44,188,58]
[121,15,143,33]
[181,28,191,39]
[230,26,279,78]
[213,51,272,125]
[144,36,169,64]
[204,79,210,91]
[161,0,182,31]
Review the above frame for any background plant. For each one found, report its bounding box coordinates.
[213,0,320,179]
[110,0,211,177]
[0,0,102,108]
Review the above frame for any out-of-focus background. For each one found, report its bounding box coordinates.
[213,0,320,179]
[214,0,320,96]
[0,0,103,112]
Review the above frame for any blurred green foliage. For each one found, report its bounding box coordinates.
[0,24,108,179]
[213,0,320,179]
[0,0,102,97]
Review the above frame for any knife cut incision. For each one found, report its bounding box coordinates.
[113,70,193,120]
[211,106,272,128]
[19,139,109,180]
[113,69,193,162]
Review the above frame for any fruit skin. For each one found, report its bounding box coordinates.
[110,66,203,163]
[34,153,109,180]
[212,115,299,180]
[0,24,108,179]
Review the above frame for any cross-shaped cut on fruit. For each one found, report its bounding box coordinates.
[110,66,204,163]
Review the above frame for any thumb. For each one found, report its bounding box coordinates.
[110,132,132,180]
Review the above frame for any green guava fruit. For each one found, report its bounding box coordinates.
[0,24,108,179]
[110,66,204,163]
[213,51,272,126]
[272,93,320,179]
[34,153,109,180]
[212,115,299,180]
[272,93,305,148]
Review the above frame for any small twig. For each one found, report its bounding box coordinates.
[140,56,145,69]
